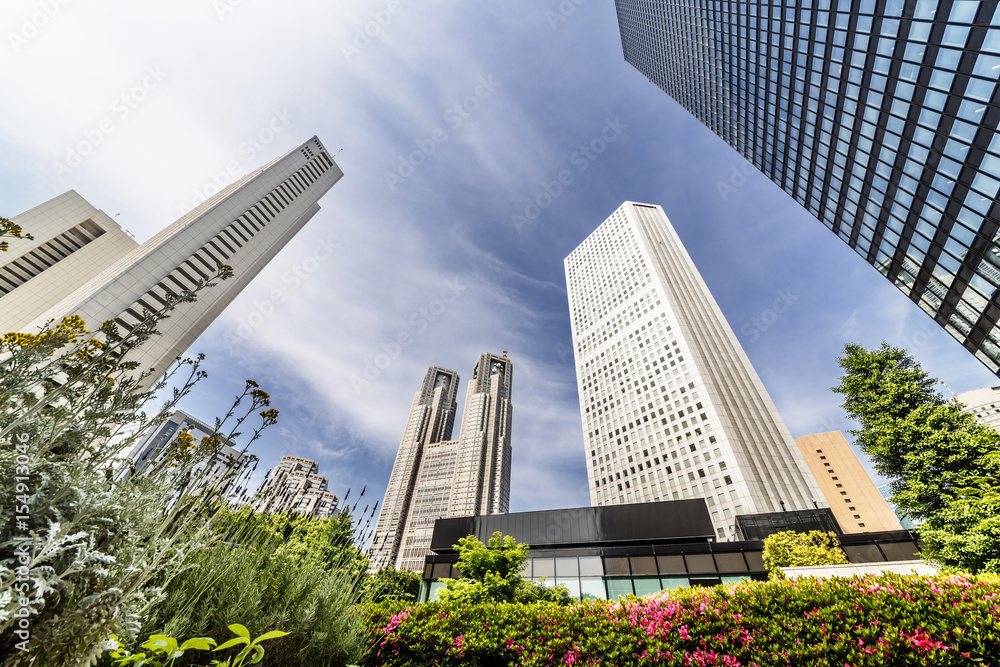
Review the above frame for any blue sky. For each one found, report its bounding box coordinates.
[3,0,997,528]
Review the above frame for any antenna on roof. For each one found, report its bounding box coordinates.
[940,380,958,400]
[502,350,508,358]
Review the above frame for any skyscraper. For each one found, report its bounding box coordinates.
[125,409,247,496]
[14,136,341,389]
[253,455,340,519]
[615,0,1000,375]
[565,201,823,540]
[1,190,139,332]
[956,385,1000,429]
[371,353,513,571]
[794,431,902,533]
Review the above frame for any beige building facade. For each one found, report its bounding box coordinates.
[794,431,902,534]
[565,202,824,540]
[956,386,1000,431]
[2,190,139,333]
[253,455,339,519]
[371,353,513,572]
[14,137,341,390]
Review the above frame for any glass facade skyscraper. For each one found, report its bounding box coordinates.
[616,0,1000,374]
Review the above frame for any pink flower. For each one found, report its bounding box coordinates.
[452,634,464,649]
[506,638,515,649]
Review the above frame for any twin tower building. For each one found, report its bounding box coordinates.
[373,201,827,572]
[370,353,513,571]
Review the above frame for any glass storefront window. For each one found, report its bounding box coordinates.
[607,578,634,599]
[532,558,555,578]
[429,581,447,601]
[556,557,580,577]
[634,577,664,597]
[556,578,582,599]
[580,577,606,600]
[579,556,604,576]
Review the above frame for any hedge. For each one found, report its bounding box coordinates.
[361,573,1000,666]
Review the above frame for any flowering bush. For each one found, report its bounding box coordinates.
[362,573,1000,666]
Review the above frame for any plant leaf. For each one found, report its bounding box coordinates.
[214,637,249,651]
[250,630,288,643]
[228,623,250,639]
[180,637,217,651]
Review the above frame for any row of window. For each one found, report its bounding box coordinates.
[0,218,107,295]
[114,154,331,332]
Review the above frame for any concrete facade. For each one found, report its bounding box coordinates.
[126,409,246,496]
[371,353,513,572]
[784,559,937,580]
[795,431,902,534]
[565,202,824,540]
[956,385,1000,430]
[2,190,139,333]
[253,455,339,519]
[21,137,341,390]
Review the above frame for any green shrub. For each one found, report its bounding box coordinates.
[762,530,849,578]
[135,518,366,667]
[361,573,1000,666]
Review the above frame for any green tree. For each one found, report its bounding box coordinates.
[436,532,572,605]
[762,530,849,578]
[833,342,1000,572]
[363,567,421,604]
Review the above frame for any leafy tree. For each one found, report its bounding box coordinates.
[0,215,32,252]
[363,567,421,604]
[833,342,1000,572]
[762,530,849,578]
[436,532,572,605]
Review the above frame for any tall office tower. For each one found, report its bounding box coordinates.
[794,431,902,533]
[615,1,1000,376]
[371,354,513,572]
[956,385,1000,429]
[253,455,340,519]
[565,202,823,540]
[18,136,341,389]
[371,366,461,571]
[125,409,246,495]
[1,190,139,332]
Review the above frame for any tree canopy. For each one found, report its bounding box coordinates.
[762,530,849,578]
[834,342,1000,572]
[435,531,572,605]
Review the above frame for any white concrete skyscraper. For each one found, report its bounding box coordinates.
[371,353,513,571]
[564,202,823,540]
[8,136,341,390]
[1,191,140,333]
